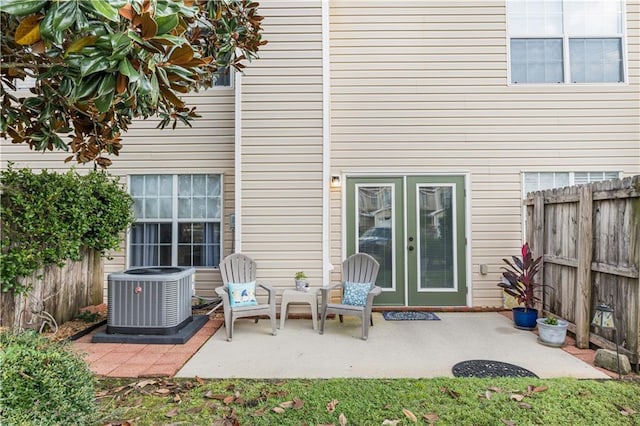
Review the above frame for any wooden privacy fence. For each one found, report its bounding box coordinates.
[524,175,640,363]
[0,247,103,330]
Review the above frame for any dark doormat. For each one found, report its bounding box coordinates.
[382,311,440,321]
[452,360,538,378]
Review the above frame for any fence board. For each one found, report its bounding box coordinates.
[0,247,103,330]
[525,175,640,364]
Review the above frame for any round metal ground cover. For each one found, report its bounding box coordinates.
[452,360,538,378]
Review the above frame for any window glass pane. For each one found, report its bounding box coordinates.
[539,173,555,190]
[159,198,172,218]
[144,198,158,219]
[207,197,221,219]
[178,198,191,218]
[192,198,206,219]
[555,173,570,188]
[145,175,158,196]
[159,175,173,196]
[193,175,206,195]
[130,176,144,196]
[133,198,144,218]
[207,175,221,196]
[570,38,622,83]
[508,0,562,35]
[419,186,455,289]
[511,39,562,83]
[357,186,394,289]
[178,175,191,196]
[214,67,231,87]
[524,173,539,194]
[159,223,172,244]
[566,0,622,34]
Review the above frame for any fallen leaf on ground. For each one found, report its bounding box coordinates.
[293,398,305,409]
[509,394,525,402]
[439,387,460,399]
[382,420,400,425]
[423,413,439,424]
[502,420,515,426]
[173,394,181,403]
[223,395,235,405]
[339,413,347,426]
[619,406,637,416]
[135,379,157,388]
[327,399,339,412]
[279,401,294,409]
[532,385,548,393]
[272,407,285,414]
[518,402,532,410]
[195,376,205,385]
[204,391,228,400]
[402,408,417,423]
[186,406,203,414]
[484,390,492,400]
[164,407,179,418]
[488,386,502,393]
[252,407,266,416]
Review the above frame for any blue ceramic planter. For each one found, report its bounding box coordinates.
[512,307,538,330]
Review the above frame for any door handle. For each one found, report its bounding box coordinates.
[408,245,414,251]
[408,236,414,242]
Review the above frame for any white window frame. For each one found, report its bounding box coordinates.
[127,174,223,270]
[506,0,628,85]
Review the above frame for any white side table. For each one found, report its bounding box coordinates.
[280,288,319,330]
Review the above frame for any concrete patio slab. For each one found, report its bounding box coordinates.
[176,312,609,379]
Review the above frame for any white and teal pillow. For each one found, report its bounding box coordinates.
[341,281,372,306]
[228,281,258,307]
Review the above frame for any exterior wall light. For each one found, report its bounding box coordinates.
[591,303,621,379]
[330,175,341,188]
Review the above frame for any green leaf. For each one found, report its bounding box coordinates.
[156,13,178,35]
[0,0,47,16]
[94,90,114,113]
[118,58,139,82]
[80,55,110,76]
[85,0,119,22]
[52,0,77,31]
[73,75,101,100]
[97,74,115,97]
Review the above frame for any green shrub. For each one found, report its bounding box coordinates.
[0,164,134,293]
[0,330,96,425]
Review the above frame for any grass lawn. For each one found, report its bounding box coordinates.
[96,377,640,425]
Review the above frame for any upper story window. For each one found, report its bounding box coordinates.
[508,0,625,84]
[213,67,232,88]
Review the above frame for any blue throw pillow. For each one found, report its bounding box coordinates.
[228,281,258,307]
[341,281,372,306]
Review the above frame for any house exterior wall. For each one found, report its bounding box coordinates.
[239,1,325,288]
[329,0,640,307]
[1,90,236,299]
[2,1,639,308]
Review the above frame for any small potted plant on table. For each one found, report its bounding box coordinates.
[536,315,569,347]
[294,271,309,291]
[497,242,543,330]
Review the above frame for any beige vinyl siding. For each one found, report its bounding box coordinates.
[330,0,640,307]
[240,1,324,289]
[1,90,236,299]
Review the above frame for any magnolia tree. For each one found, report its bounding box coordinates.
[0,0,265,167]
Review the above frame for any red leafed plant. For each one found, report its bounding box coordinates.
[497,243,543,311]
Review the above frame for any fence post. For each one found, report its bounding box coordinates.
[575,185,593,348]
[532,193,545,310]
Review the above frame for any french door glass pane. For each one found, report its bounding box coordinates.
[418,186,455,289]
[357,186,393,289]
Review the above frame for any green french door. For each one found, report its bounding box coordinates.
[346,176,467,307]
